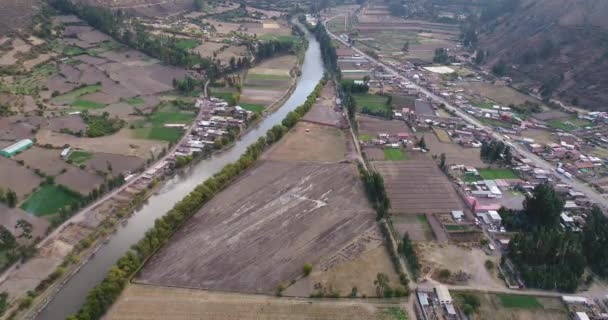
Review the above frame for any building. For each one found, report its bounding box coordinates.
[0,139,33,157]
[575,312,590,320]
[61,147,71,159]
[435,285,452,305]
[451,210,464,222]
[488,210,503,225]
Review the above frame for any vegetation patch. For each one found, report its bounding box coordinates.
[359,134,373,142]
[498,294,543,309]
[354,93,391,118]
[71,99,106,110]
[174,39,200,50]
[68,150,92,164]
[239,103,264,113]
[133,102,195,142]
[52,84,102,104]
[83,113,124,137]
[445,224,470,231]
[20,185,80,216]
[547,118,593,132]
[478,168,518,180]
[384,148,406,161]
[124,96,145,106]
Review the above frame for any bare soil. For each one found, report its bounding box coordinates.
[84,152,145,177]
[36,128,167,158]
[55,166,104,195]
[302,83,346,128]
[14,146,72,176]
[0,157,42,200]
[284,227,401,298]
[265,122,353,163]
[421,132,484,167]
[358,115,410,137]
[47,114,87,133]
[106,284,405,320]
[372,160,463,214]
[137,161,376,294]
[461,82,539,107]
[0,203,50,244]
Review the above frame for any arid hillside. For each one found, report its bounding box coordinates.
[480,0,608,110]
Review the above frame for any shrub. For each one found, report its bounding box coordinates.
[303,263,312,276]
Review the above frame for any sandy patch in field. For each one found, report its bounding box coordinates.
[27,36,45,46]
[284,227,401,298]
[106,284,403,320]
[36,128,166,158]
[263,23,280,29]
[418,242,503,289]
[0,157,42,200]
[0,38,31,66]
[265,122,352,162]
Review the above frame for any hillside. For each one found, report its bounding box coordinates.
[479,0,608,111]
[0,0,41,34]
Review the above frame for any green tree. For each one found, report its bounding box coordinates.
[303,263,312,276]
[523,183,564,229]
[5,189,17,208]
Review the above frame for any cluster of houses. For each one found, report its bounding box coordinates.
[416,285,460,320]
[172,97,252,159]
[562,295,608,320]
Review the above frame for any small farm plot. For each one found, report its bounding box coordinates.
[477,168,518,180]
[357,115,411,138]
[68,150,92,164]
[132,102,196,143]
[373,160,463,214]
[0,204,50,243]
[353,93,391,116]
[302,84,344,128]
[461,82,542,108]
[383,148,406,161]
[106,284,404,320]
[84,152,145,177]
[391,214,434,241]
[55,167,105,196]
[51,84,102,105]
[240,55,295,105]
[137,161,376,294]
[265,122,352,163]
[421,133,484,167]
[14,147,72,176]
[20,184,80,216]
[0,157,43,200]
[453,292,568,320]
[47,114,87,133]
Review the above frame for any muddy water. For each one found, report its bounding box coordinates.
[36,23,323,320]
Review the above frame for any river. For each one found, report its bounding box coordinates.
[35,24,323,320]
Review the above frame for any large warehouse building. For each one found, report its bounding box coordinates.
[0,139,33,157]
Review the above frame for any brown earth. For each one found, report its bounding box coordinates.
[47,114,87,133]
[264,122,353,163]
[14,146,72,176]
[0,157,42,200]
[55,166,105,195]
[105,284,406,320]
[137,161,376,294]
[302,83,346,128]
[0,204,50,244]
[84,152,145,176]
[372,160,463,214]
[36,128,167,158]
[358,115,410,137]
[421,132,484,167]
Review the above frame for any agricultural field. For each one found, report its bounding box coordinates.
[68,150,92,164]
[0,204,50,243]
[131,101,196,143]
[519,128,558,144]
[547,117,593,132]
[0,156,42,200]
[240,55,296,106]
[391,214,434,242]
[353,93,391,115]
[301,83,345,128]
[420,132,484,167]
[477,168,519,180]
[461,82,543,108]
[84,152,145,177]
[384,148,407,161]
[14,146,72,176]
[106,284,407,320]
[454,292,568,320]
[20,184,80,216]
[137,161,376,294]
[357,115,410,137]
[265,122,353,163]
[55,166,105,195]
[373,160,463,214]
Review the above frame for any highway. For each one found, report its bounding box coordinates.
[323,16,608,210]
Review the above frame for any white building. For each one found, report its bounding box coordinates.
[435,285,452,305]
[488,210,502,225]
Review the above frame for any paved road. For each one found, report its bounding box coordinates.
[323,17,608,210]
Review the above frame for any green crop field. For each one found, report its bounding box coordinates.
[473,101,496,109]
[354,93,391,116]
[246,73,291,81]
[359,134,373,142]
[125,96,145,106]
[175,39,200,50]
[547,118,593,132]
[498,294,543,309]
[68,150,93,164]
[52,84,102,104]
[384,148,406,161]
[71,99,106,110]
[142,127,183,143]
[21,185,80,216]
[259,34,298,43]
[478,168,518,180]
[239,103,265,114]
[445,225,470,231]
[133,104,195,142]
[63,46,86,56]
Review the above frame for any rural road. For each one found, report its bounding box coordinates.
[323,16,608,210]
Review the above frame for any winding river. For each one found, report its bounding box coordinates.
[36,23,323,320]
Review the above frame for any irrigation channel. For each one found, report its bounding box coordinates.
[35,23,323,320]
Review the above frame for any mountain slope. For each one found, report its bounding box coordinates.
[480,0,608,110]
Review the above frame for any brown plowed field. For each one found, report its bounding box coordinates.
[106,284,404,320]
[0,157,42,200]
[137,161,376,294]
[373,160,463,214]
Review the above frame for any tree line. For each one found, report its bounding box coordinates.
[67,78,327,320]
